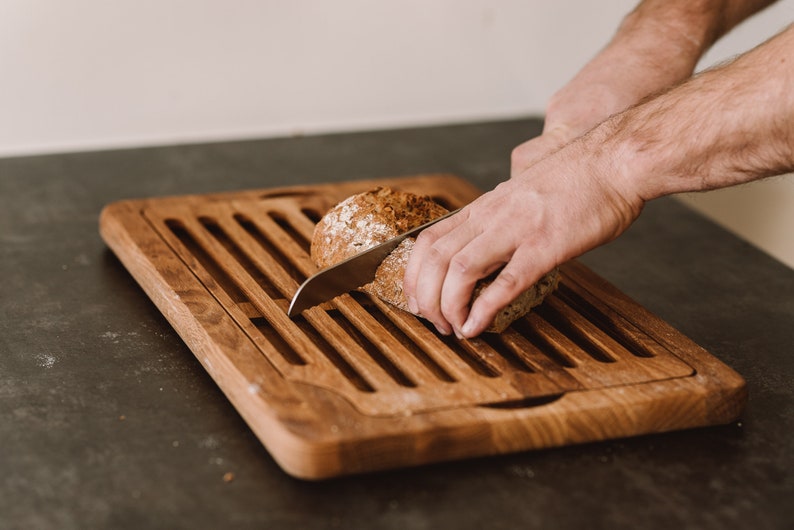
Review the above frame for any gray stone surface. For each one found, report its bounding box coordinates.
[1,119,792,529]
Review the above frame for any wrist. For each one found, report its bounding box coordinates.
[580,119,653,210]
[591,24,794,203]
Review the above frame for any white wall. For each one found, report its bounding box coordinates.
[2,0,792,268]
[1,0,636,156]
[678,176,794,269]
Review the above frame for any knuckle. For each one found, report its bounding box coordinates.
[415,299,438,320]
[425,243,449,266]
[414,225,441,246]
[510,145,527,166]
[448,254,473,276]
[493,268,524,294]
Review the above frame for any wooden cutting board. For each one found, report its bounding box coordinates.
[99,174,746,479]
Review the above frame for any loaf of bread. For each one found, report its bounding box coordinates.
[310,186,559,333]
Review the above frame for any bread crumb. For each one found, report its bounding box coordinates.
[223,472,235,483]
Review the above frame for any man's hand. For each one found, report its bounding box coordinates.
[404,139,644,338]
[404,16,794,339]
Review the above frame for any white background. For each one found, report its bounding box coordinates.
[2,1,792,267]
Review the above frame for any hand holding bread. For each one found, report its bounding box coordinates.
[403,143,644,338]
[310,186,560,336]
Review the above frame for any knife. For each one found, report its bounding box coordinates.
[287,208,460,317]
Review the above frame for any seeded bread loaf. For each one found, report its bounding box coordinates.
[310,186,559,333]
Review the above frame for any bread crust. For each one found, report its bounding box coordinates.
[310,186,448,268]
[311,186,559,333]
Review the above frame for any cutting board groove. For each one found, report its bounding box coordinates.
[100,174,746,479]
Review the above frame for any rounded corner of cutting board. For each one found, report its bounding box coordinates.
[262,430,348,481]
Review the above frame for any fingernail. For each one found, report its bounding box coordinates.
[460,318,477,338]
[406,295,418,314]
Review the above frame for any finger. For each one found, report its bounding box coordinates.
[410,215,481,335]
[403,210,467,315]
[460,245,555,338]
[438,233,513,337]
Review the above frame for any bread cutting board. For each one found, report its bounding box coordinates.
[99,174,746,479]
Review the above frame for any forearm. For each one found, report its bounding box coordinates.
[621,0,779,57]
[544,0,779,133]
[408,1,788,338]
[599,23,794,202]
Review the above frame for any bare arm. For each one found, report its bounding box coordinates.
[610,24,794,199]
[512,0,779,175]
[404,22,794,338]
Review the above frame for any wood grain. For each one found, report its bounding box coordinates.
[99,174,747,479]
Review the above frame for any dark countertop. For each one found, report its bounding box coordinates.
[1,118,792,529]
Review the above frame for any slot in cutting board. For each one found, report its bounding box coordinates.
[99,174,746,479]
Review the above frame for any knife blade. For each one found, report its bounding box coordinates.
[287,208,460,317]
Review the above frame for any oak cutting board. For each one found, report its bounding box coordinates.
[99,174,746,479]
